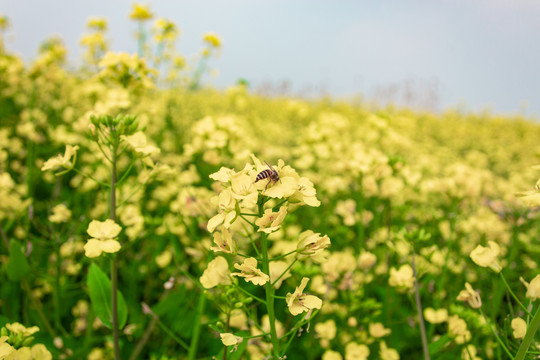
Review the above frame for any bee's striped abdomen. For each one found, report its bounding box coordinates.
[255,169,273,182]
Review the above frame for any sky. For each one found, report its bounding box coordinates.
[1,0,540,116]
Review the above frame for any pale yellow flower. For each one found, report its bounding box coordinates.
[345,342,369,360]
[5,323,39,337]
[511,317,527,339]
[200,256,232,289]
[210,228,236,254]
[203,31,221,47]
[209,167,235,183]
[456,282,482,309]
[87,219,122,240]
[220,333,242,346]
[84,239,121,258]
[469,241,502,272]
[315,319,337,341]
[423,308,448,324]
[388,265,414,289]
[207,188,237,232]
[255,206,287,233]
[379,341,399,360]
[369,322,391,338]
[49,204,71,223]
[322,350,343,360]
[358,251,377,270]
[121,132,160,157]
[447,315,471,344]
[296,230,331,261]
[286,277,322,316]
[525,274,540,300]
[41,145,79,172]
[232,257,269,286]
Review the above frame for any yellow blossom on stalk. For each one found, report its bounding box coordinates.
[207,188,237,232]
[210,228,236,254]
[255,206,287,233]
[358,251,377,270]
[524,274,540,300]
[49,204,71,223]
[345,342,370,360]
[98,52,155,89]
[0,336,13,358]
[153,18,179,42]
[203,31,221,48]
[41,145,79,172]
[296,230,331,261]
[456,282,482,309]
[323,350,343,360]
[461,344,481,360]
[289,177,321,207]
[379,341,399,360]
[469,241,502,272]
[200,256,232,289]
[84,219,122,258]
[447,315,471,344]
[286,277,322,316]
[315,319,337,347]
[121,132,160,157]
[210,167,235,183]
[511,317,527,339]
[369,322,391,338]
[5,323,39,337]
[220,333,242,346]
[232,257,269,286]
[269,261,291,289]
[251,156,297,198]
[230,170,258,207]
[423,308,448,324]
[130,4,153,21]
[388,264,414,289]
[87,17,107,31]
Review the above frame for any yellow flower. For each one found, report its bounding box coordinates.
[203,32,221,47]
[210,228,236,254]
[388,265,414,289]
[511,317,527,339]
[255,206,287,233]
[525,275,540,300]
[200,257,232,289]
[210,167,235,183]
[296,230,331,261]
[286,277,322,316]
[269,261,292,289]
[130,4,153,21]
[121,132,160,157]
[207,188,237,232]
[345,342,369,360]
[315,319,337,341]
[358,251,377,270]
[447,315,471,344]
[5,323,39,337]
[456,282,482,309]
[232,257,269,286]
[87,17,107,31]
[469,241,502,272]
[84,219,122,258]
[0,336,14,358]
[41,145,79,172]
[30,344,52,360]
[289,177,321,207]
[322,350,343,360]
[220,333,242,346]
[423,308,448,324]
[369,322,391,338]
[49,204,71,223]
[379,341,399,360]
[461,344,481,360]
[84,239,121,258]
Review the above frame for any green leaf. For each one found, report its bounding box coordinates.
[87,263,128,329]
[428,334,451,355]
[7,240,30,281]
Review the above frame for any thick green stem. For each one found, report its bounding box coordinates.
[110,142,121,360]
[258,199,280,358]
[188,293,206,360]
[515,304,540,360]
[411,251,430,360]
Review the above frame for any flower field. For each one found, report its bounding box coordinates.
[2,6,540,360]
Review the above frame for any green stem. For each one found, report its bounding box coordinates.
[269,250,297,262]
[71,167,110,188]
[411,251,430,360]
[258,198,280,358]
[188,292,206,360]
[479,308,514,359]
[110,140,121,360]
[500,272,532,317]
[233,282,266,304]
[515,304,540,360]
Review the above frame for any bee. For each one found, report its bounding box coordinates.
[255,161,280,190]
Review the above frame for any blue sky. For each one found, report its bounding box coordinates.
[1,0,539,116]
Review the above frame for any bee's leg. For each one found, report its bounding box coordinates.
[265,179,271,190]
